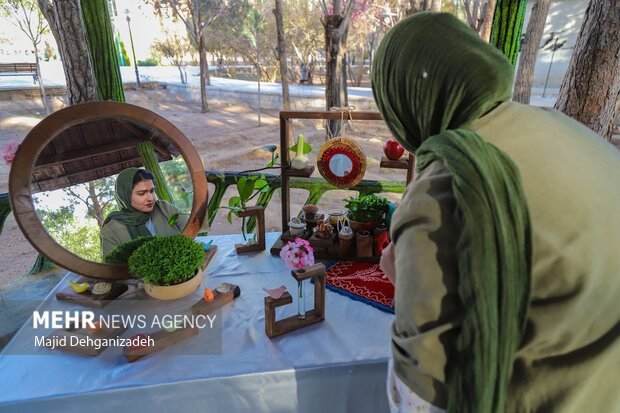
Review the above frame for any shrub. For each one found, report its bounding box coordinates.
[128,234,204,286]
[103,236,156,264]
[138,57,160,66]
[343,194,390,222]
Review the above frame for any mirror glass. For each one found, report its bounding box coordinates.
[328,154,353,177]
[30,118,193,263]
[317,137,367,189]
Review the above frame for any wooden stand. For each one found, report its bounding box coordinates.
[308,232,336,253]
[47,324,127,356]
[125,283,240,362]
[202,245,217,270]
[286,165,315,177]
[234,206,266,254]
[124,326,199,363]
[379,154,415,184]
[55,281,128,308]
[270,235,380,263]
[265,263,325,338]
[281,229,312,242]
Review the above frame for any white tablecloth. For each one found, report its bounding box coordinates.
[0,233,393,412]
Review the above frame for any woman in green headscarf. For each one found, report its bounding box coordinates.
[373,12,620,413]
[100,168,189,259]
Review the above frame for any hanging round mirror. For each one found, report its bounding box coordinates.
[9,101,208,280]
[316,137,366,188]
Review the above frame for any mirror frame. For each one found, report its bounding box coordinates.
[316,137,367,188]
[9,101,208,280]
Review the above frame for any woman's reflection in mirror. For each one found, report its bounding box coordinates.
[100,168,188,260]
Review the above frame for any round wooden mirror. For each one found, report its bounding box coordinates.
[8,101,208,280]
[316,137,366,188]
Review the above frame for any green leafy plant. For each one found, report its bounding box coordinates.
[103,236,156,264]
[343,194,390,222]
[220,145,279,243]
[128,234,204,286]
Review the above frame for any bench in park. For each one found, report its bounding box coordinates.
[0,63,38,83]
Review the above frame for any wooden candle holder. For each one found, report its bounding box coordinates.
[264,263,326,339]
[125,283,240,362]
[235,206,266,254]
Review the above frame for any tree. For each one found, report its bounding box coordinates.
[273,0,290,109]
[479,0,495,42]
[37,0,97,105]
[489,0,527,67]
[513,0,551,104]
[320,0,356,138]
[152,31,195,83]
[147,0,225,113]
[461,0,495,37]
[63,178,115,228]
[118,39,130,66]
[0,0,52,114]
[219,0,277,124]
[285,0,323,84]
[554,0,619,140]
[80,0,124,102]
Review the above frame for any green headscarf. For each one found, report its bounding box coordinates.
[372,12,532,413]
[102,168,155,238]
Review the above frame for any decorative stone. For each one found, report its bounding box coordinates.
[216,284,231,293]
[92,282,112,295]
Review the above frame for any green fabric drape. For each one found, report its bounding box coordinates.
[102,168,153,239]
[371,12,514,153]
[416,132,532,413]
[371,12,533,413]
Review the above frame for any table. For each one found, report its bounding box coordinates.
[0,233,393,412]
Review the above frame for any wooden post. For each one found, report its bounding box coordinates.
[235,206,266,254]
[280,115,290,232]
[264,263,326,338]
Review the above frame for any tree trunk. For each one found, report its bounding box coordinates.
[176,64,187,84]
[554,0,620,140]
[342,52,348,106]
[273,0,290,110]
[37,0,97,105]
[88,181,105,228]
[513,0,551,104]
[257,38,262,127]
[198,35,209,112]
[355,44,365,87]
[80,0,125,102]
[33,44,50,115]
[323,14,346,138]
[480,0,496,42]
[431,0,442,11]
[489,0,528,67]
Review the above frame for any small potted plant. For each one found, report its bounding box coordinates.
[343,194,390,232]
[128,234,205,300]
[103,235,156,264]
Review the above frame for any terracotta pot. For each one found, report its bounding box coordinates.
[144,269,203,300]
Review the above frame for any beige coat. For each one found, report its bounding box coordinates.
[390,102,620,412]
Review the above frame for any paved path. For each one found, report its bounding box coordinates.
[0,63,557,107]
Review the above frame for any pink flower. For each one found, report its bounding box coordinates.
[1,141,19,166]
[280,238,315,270]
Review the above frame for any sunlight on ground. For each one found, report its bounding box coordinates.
[2,115,41,128]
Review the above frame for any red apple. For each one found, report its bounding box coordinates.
[383,139,405,160]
